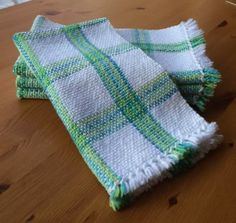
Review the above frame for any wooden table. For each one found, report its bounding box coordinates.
[0,0,236,222]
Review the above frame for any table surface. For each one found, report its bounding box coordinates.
[0,0,236,222]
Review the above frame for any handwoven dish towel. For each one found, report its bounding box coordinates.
[13,17,221,210]
[13,16,221,110]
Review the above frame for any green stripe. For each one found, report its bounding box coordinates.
[103,42,136,56]
[14,65,208,87]
[132,35,205,53]
[13,32,120,191]
[66,26,178,152]
[13,35,205,80]
[14,42,137,83]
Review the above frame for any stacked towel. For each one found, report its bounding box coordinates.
[12,17,222,210]
[13,16,221,110]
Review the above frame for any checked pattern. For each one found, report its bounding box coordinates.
[13,17,221,211]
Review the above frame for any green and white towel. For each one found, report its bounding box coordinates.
[13,17,222,210]
[13,16,221,110]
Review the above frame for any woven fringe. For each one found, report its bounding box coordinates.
[109,121,222,211]
[191,123,223,163]
[182,19,221,111]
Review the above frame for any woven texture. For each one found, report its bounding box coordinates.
[13,17,222,210]
[13,16,221,110]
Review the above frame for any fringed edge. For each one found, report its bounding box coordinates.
[109,182,130,211]
[172,122,223,174]
[194,68,221,111]
[182,19,221,111]
[191,122,223,163]
[169,143,198,174]
[108,143,194,211]
[108,121,222,211]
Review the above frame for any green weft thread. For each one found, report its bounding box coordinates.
[13,34,205,79]
[132,35,205,53]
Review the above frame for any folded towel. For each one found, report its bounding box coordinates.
[13,17,222,210]
[13,15,221,110]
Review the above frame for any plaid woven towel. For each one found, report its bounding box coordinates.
[13,16,221,110]
[13,17,222,210]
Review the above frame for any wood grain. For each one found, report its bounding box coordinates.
[0,0,236,222]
